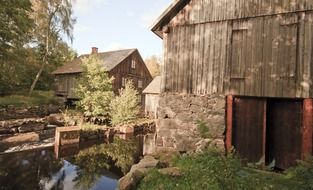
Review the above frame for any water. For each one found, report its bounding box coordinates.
[0,134,155,190]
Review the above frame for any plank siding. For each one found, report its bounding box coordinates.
[168,0,313,27]
[162,8,313,98]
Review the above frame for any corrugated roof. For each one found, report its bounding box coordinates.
[52,48,137,75]
[143,76,161,94]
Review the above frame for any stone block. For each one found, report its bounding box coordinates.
[119,126,134,134]
[55,126,80,146]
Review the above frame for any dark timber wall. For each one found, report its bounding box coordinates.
[161,0,313,98]
[154,0,313,164]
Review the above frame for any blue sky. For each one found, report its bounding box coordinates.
[70,0,172,59]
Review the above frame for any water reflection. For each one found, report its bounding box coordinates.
[0,135,146,190]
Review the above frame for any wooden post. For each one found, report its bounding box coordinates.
[225,95,233,153]
[302,99,313,158]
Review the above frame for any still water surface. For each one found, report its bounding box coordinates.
[0,135,150,190]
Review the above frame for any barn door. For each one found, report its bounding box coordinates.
[266,100,303,169]
[232,97,266,163]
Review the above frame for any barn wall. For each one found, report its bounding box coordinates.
[110,51,153,104]
[55,74,79,99]
[144,94,159,118]
[169,0,313,26]
[162,12,313,98]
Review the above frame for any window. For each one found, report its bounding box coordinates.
[138,95,142,103]
[131,60,136,69]
[138,80,143,88]
[122,77,126,87]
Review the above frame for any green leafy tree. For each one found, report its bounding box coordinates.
[29,0,76,95]
[76,56,114,117]
[0,0,33,94]
[110,80,140,125]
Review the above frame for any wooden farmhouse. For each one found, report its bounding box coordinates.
[152,0,313,169]
[143,76,161,118]
[52,48,153,105]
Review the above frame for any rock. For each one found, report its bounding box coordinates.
[46,114,65,126]
[119,126,134,134]
[159,167,182,177]
[0,132,40,151]
[18,123,45,133]
[118,155,159,190]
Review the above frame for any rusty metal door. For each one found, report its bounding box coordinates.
[232,98,266,163]
[266,100,303,169]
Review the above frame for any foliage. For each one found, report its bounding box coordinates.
[196,120,210,138]
[0,0,76,95]
[76,56,114,117]
[0,0,33,61]
[0,90,59,107]
[0,0,34,94]
[138,150,313,190]
[145,55,161,78]
[29,0,76,95]
[110,80,140,125]
[73,137,140,189]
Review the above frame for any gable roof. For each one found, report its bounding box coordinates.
[151,0,190,38]
[52,48,137,75]
[143,76,161,94]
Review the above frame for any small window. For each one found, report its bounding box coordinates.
[122,77,126,87]
[138,80,143,88]
[138,95,142,103]
[131,60,136,69]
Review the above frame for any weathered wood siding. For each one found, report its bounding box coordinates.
[55,74,78,99]
[162,1,313,98]
[144,94,159,118]
[170,0,313,26]
[110,51,153,105]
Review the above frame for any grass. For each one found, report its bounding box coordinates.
[0,90,60,108]
[138,150,313,190]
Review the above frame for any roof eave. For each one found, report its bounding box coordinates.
[150,0,191,39]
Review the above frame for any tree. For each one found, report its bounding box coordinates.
[76,56,114,118]
[29,0,76,95]
[0,0,34,94]
[145,55,162,78]
[110,80,140,125]
[0,0,33,60]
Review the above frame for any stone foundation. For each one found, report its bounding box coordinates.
[156,93,226,152]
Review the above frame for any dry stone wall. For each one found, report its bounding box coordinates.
[156,93,226,152]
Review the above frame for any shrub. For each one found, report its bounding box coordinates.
[197,120,210,138]
[110,80,140,125]
[75,56,114,118]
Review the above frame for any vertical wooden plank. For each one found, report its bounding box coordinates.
[224,21,233,94]
[226,95,233,153]
[161,32,168,92]
[302,99,313,158]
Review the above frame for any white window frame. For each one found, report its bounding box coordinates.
[131,59,136,69]
[122,77,126,87]
[138,79,143,88]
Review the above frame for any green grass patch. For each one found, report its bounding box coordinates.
[138,150,313,190]
[0,90,60,107]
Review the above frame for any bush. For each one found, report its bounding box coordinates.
[196,120,210,138]
[110,80,140,125]
[75,56,114,118]
[138,150,313,190]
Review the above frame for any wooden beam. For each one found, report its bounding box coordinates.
[302,99,313,158]
[225,95,233,153]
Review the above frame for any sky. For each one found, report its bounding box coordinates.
[70,0,173,59]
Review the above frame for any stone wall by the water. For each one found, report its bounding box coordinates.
[156,93,226,152]
[0,105,62,120]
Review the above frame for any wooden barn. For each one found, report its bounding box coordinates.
[143,76,161,118]
[52,48,153,105]
[152,0,313,169]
